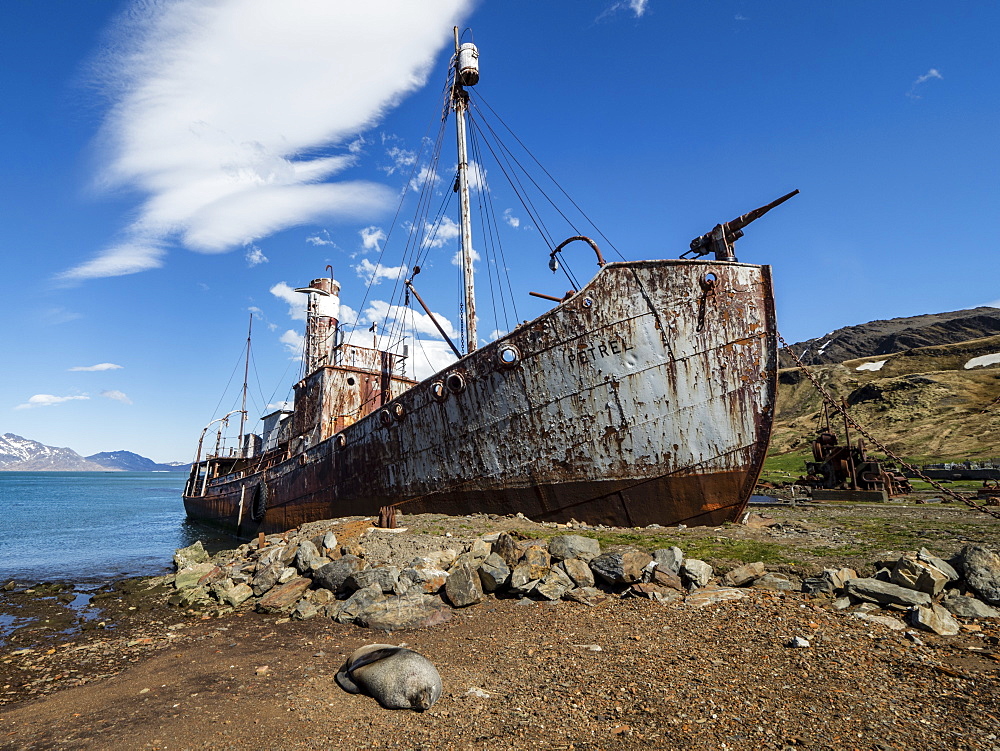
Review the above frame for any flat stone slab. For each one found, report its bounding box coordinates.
[685,588,745,608]
[256,577,311,614]
[843,578,932,607]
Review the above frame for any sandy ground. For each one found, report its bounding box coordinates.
[2,503,999,750]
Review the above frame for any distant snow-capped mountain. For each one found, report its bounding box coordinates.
[0,433,110,471]
[0,434,189,472]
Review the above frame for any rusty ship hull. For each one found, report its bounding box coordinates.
[183,258,777,535]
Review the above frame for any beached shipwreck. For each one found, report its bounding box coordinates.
[183,30,789,536]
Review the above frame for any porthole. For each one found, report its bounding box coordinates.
[497,344,521,369]
[430,381,447,402]
[446,372,466,394]
[582,297,594,308]
[379,409,393,427]
[393,403,406,420]
[346,377,356,386]
[334,434,346,449]
[700,272,718,291]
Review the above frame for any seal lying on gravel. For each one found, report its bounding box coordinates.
[335,643,442,711]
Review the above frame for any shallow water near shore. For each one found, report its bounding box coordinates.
[0,472,233,584]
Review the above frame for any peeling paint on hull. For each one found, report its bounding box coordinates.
[184,259,777,535]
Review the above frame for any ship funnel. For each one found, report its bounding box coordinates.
[457,42,479,86]
[294,277,341,373]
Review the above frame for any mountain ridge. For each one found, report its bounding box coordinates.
[0,434,188,472]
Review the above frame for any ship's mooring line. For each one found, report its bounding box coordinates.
[777,332,1000,520]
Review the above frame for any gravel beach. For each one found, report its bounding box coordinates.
[2,502,998,750]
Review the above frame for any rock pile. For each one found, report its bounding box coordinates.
[166,522,1000,636]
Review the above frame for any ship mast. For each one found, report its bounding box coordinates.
[238,313,252,456]
[452,27,479,354]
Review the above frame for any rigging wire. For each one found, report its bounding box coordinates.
[471,90,627,262]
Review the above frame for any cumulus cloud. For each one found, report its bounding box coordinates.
[359,226,386,253]
[15,394,90,410]
[100,390,133,404]
[69,363,123,372]
[280,329,305,358]
[423,216,461,248]
[244,243,268,267]
[354,258,407,285]
[363,299,459,341]
[62,0,474,281]
[907,68,943,99]
[451,246,481,268]
[383,145,418,175]
[270,281,307,320]
[502,209,520,229]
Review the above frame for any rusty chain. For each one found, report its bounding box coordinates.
[776,332,1000,520]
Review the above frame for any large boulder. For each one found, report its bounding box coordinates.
[510,562,544,595]
[680,559,714,589]
[942,592,1000,619]
[175,563,218,590]
[399,566,449,594]
[334,584,386,624]
[843,578,932,608]
[444,564,484,607]
[521,545,551,569]
[653,547,684,575]
[590,549,652,587]
[908,603,960,636]
[721,562,765,588]
[890,555,950,596]
[559,558,595,589]
[256,577,312,615]
[917,548,959,581]
[548,535,601,562]
[478,553,511,592]
[313,555,368,595]
[294,540,324,573]
[355,592,454,630]
[250,561,287,595]
[173,541,209,570]
[534,566,575,601]
[960,546,1000,606]
[491,533,521,568]
[345,566,401,594]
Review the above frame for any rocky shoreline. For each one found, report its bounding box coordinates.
[2,505,999,750]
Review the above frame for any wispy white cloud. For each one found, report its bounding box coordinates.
[986,299,1000,309]
[244,243,268,267]
[735,13,749,21]
[270,281,307,321]
[100,390,133,404]
[907,68,943,99]
[354,258,407,285]
[59,239,166,282]
[502,209,520,229]
[306,230,337,248]
[69,363,123,372]
[15,394,90,410]
[598,0,649,21]
[64,0,473,281]
[382,145,418,176]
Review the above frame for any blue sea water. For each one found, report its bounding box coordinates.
[0,472,233,584]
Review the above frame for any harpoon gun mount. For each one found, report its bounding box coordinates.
[684,189,799,262]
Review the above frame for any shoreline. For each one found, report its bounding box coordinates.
[2,504,998,749]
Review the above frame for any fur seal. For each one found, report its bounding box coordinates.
[335,643,442,711]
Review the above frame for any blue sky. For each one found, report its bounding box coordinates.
[2,0,997,462]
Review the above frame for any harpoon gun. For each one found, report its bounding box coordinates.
[683,188,799,262]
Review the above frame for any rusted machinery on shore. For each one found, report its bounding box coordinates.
[798,426,912,497]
